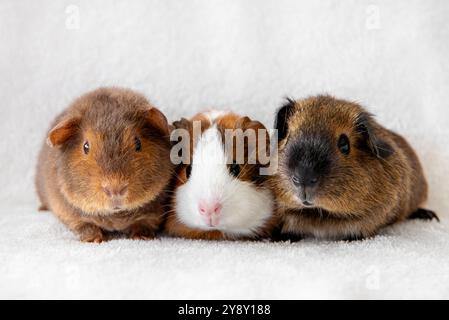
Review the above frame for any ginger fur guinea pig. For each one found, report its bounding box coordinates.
[272,95,438,241]
[35,87,174,242]
[164,111,277,240]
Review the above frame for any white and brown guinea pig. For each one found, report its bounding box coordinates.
[272,95,438,241]
[164,111,277,240]
[35,87,174,242]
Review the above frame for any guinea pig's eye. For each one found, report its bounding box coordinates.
[135,137,142,152]
[292,175,301,186]
[83,141,90,155]
[229,162,241,177]
[185,165,192,179]
[338,134,350,155]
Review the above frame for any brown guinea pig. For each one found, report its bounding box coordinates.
[164,110,278,240]
[35,87,174,243]
[272,95,438,241]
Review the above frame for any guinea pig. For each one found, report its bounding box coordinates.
[164,111,277,240]
[35,87,174,242]
[272,95,438,241]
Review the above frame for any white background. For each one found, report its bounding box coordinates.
[1,0,448,299]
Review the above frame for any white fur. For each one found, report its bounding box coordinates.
[201,109,229,123]
[175,126,273,236]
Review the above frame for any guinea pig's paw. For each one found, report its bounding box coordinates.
[271,231,303,243]
[78,224,106,243]
[127,225,156,241]
[341,234,368,242]
[408,208,440,222]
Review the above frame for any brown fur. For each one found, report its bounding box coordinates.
[164,112,278,240]
[35,87,174,242]
[272,95,435,240]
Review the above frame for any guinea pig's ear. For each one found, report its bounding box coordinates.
[144,107,170,137]
[274,98,296,141]
[235,116,263,131]
[356,112,394,159]
[172,118,192,131]
[47,117,81,147]
[235,116,269,141]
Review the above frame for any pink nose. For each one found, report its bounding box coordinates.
[102,183,128,198]
[198,200,222,226]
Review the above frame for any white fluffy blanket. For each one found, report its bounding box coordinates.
[1,0,448,299]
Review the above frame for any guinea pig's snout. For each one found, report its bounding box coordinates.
[291,168,319,206]
[102,183,128,198]
[101,182,128,210]
[198,199,222,227]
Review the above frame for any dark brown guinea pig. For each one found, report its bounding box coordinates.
[164,111,277,240]
[272,95,438,241]
[35,87,174,243]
